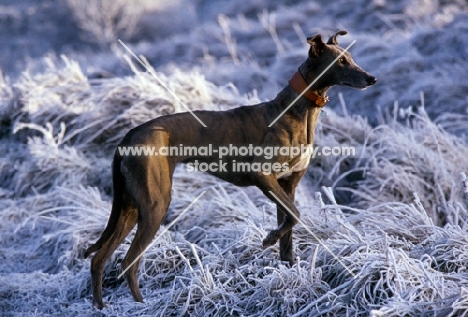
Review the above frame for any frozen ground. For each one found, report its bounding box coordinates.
[1,0,468,316]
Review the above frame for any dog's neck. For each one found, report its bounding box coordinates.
[271,60,334,144]
[288,71,329,107]
[298,60,331,101]
[272,79,328,144]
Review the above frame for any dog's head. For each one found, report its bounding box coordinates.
[303,30,376,90]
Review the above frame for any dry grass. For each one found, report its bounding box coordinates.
[1,56,467,316]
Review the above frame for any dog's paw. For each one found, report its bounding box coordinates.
[84,243,99,259]
[93,299,108,310]
[262,230,281,249]
[280,254,295,266]
[83,249,91,259]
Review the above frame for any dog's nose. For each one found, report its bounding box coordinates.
[367,76,377,86]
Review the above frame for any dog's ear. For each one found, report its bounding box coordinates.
[307,34,325,56]
[327,30,348,45]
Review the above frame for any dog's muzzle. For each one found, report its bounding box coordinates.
[367,76,377,86]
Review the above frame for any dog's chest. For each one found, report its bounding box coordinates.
[276,144,313,179]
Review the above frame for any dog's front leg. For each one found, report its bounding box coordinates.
[253,173,301,251]
[276,170,307,265]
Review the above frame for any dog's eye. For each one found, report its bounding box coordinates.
[339,57,346,64]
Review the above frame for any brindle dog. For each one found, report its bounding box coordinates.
[85,30,376,309]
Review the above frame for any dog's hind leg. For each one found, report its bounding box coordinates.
[84,154,126,259]
[121,197,171,302]
[121,154,174,303]
[122,173,171,302]
[90,190,138,309]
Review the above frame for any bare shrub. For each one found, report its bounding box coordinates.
[66,0,147,45]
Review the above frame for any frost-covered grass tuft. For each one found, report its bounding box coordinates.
[1,55,468,316]
[309,106,468,228]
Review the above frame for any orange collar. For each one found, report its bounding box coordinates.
[288,71,329,107]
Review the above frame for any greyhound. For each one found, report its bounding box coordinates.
[84,30,376,309]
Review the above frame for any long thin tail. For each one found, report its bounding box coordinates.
[84,152,125,259]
